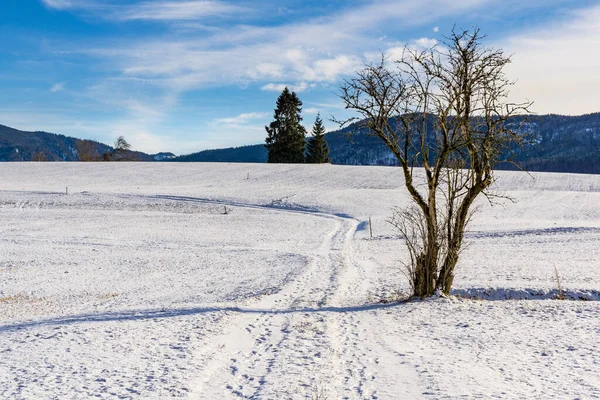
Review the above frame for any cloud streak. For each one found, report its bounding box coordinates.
[114,1,245,21]
[41,0,81,9]
[261,82,316,93]
[215,112,269,126]
[41,0,244,21]
[50,82,66,92]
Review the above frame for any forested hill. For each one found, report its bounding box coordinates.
[174,113,600,174]
[512,113,600,174]
[0,124,175,161]
[175,144,268,163]
[0,124,103,161]
[2,113,599,173]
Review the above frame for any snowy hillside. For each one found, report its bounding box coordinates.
[0,163,599,399]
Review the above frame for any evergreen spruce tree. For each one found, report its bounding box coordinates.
[305,114,331,163]
[265,87,307,163]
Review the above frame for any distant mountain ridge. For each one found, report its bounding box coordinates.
[173,113,600,174]
[2,113,599,174]
[175,144,267,163]
[0,124,175,162]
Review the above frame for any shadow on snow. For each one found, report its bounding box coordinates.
[3,287,599,332]
[0,301,405,333]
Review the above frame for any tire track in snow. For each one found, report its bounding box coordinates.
[122,193,407,399]
[190,212,347,399]
[146,195,381,399]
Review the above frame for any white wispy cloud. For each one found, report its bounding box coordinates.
[41,0,79,9]
[50,82,66,92]
[83,78,175,121]
[503,4,600,114]
[41,0,101,11]
[310,97,348,107]
[303,107,320,115]
[41,0,243,21]
[260,83,291,92]
[215,112,269,126]
[414,37,438,49]
[260,82,316,93]
[206,112,273,148]
[114,1,244,21]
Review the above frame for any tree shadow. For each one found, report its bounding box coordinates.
[451,287,600,302]
[5,288,596,333]
[0,301,407,333]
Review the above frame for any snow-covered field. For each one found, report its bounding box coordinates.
[0,162,599,399]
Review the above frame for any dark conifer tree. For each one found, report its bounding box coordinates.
[265,87,307,163]
[305,114,331,163]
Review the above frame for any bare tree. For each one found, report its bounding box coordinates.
[338,28,532,297]
[76,140,101,161]
[112,136,131,160]
[104,136,137,161]
[31,151,47,161]
[114,136,131,152]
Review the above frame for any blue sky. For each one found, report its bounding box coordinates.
[1,0,599,154]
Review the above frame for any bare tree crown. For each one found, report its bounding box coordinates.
[114,136,132,152]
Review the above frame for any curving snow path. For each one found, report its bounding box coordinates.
[186,199,416,399]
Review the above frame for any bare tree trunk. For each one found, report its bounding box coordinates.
[414,247,439,297]
[438,251,458,294]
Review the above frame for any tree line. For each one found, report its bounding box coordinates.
[264,87,330,164]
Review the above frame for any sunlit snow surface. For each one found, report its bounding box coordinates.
[0,163,598,399]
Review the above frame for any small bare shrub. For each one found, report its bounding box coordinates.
[311,382,330,400]
[553,266,566,300]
